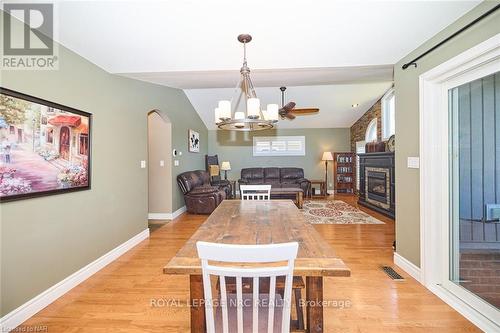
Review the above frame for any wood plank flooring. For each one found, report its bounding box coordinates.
[18,195,480,332]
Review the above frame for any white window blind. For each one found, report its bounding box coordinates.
[253,136,306,156]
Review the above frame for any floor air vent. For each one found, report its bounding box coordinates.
[381,266,404,280]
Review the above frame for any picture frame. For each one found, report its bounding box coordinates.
[188,129,200,153]
[0,87,92,202]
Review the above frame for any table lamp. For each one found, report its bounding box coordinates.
[220,161,231,180]
[322,152,334,193]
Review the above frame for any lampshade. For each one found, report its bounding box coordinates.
[247,98,260,117]
[261,110,269,120]
[221,161,231,171]
[267,104,279,121]
[234,111,245,120]
[322,151,334,161]
[218,100,231,119]
[214,107,221,124]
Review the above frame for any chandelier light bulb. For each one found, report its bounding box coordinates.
[214,107,221,124]
[234,111,245,120]
[247,98,260,118]
[218,100,231,119]
[267,104,279,121]
[261,110,269,120]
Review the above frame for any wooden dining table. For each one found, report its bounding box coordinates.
[163,200,351,333]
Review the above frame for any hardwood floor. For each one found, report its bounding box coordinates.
[19,195,480,332]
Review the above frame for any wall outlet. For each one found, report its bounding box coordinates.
[140,160,146,168]
[160,160,165,167]
[174,160,179,166]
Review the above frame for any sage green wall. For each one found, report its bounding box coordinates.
[394,1,500,267]
[208,128,351,190]
[0,13,207,316]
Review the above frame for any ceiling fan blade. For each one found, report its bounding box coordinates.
[282,101,296,111]
[285,113,296,120]
[291,108,320,114]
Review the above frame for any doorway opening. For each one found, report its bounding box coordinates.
[147,110,172,232]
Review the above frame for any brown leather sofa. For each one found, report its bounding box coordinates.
[177,170,226,214]
[238,167,311,197]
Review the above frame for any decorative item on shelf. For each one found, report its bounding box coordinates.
[188,129,200,152]
[386,135,395,152]
[365,141,386,153]
[214,34,279,131]
[321,152,334,194]
[220,161,231,180]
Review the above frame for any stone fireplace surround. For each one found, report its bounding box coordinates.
[358,152,395,219]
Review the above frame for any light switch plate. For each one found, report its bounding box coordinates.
[174,160,179,166]
[407,157,420,169]
[160,160,165,167]
[140,160,146,168]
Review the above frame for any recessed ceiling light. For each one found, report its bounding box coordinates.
[352,103,359,108]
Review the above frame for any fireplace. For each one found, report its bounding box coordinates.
[358,152,394,218]
[365,168,390,210]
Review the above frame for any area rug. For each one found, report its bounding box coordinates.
[301,200,385,224]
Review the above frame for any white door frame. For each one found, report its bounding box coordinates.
[419,33,500,332]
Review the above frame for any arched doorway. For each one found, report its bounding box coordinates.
[147,110,173,231]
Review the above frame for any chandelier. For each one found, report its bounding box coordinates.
[215,34,279,131]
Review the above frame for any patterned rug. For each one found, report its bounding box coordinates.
[301,200,385,224]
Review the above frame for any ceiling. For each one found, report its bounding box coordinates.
[186,82,393,129]
[51,0,480,128]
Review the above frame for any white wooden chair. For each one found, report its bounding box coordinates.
[196,241,299,333]
[240,185,271,201]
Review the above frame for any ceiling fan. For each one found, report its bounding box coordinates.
[278,86,320,120]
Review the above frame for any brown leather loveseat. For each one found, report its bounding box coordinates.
[177,170,226,214]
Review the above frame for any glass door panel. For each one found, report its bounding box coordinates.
[449,71,500,310]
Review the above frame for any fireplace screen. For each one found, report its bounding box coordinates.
[367,171,387,197]
[365,167,390,209]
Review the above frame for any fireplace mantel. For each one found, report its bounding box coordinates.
[358,152,395,219]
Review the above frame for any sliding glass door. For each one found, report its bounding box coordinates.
[448,71,500,315]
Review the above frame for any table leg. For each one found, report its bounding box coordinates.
[298,191,304,209]
[306,276,323,333]
[190,275,206,333]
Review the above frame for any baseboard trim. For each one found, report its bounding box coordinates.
[0,228,150,332]
[394,252,421,282]
[427,284,499,332]
[148,206,186,220]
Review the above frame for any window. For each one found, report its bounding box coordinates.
[253,136,305,156]
[79,134,89,155]
[382,88,395,139]
[365,118,377,142]
[355,141,366,191]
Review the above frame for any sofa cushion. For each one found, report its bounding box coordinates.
[189,186,219,195]
[280,167,304,182]
[241,168,264,181]
[264,167,280,179]
[177,170,210,193]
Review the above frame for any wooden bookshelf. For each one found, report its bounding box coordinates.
[334,152,356,194]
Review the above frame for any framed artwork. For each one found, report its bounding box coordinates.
[0,88,92,202]
[188,129,200,153]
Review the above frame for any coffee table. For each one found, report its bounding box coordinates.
[270,187,304,208]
